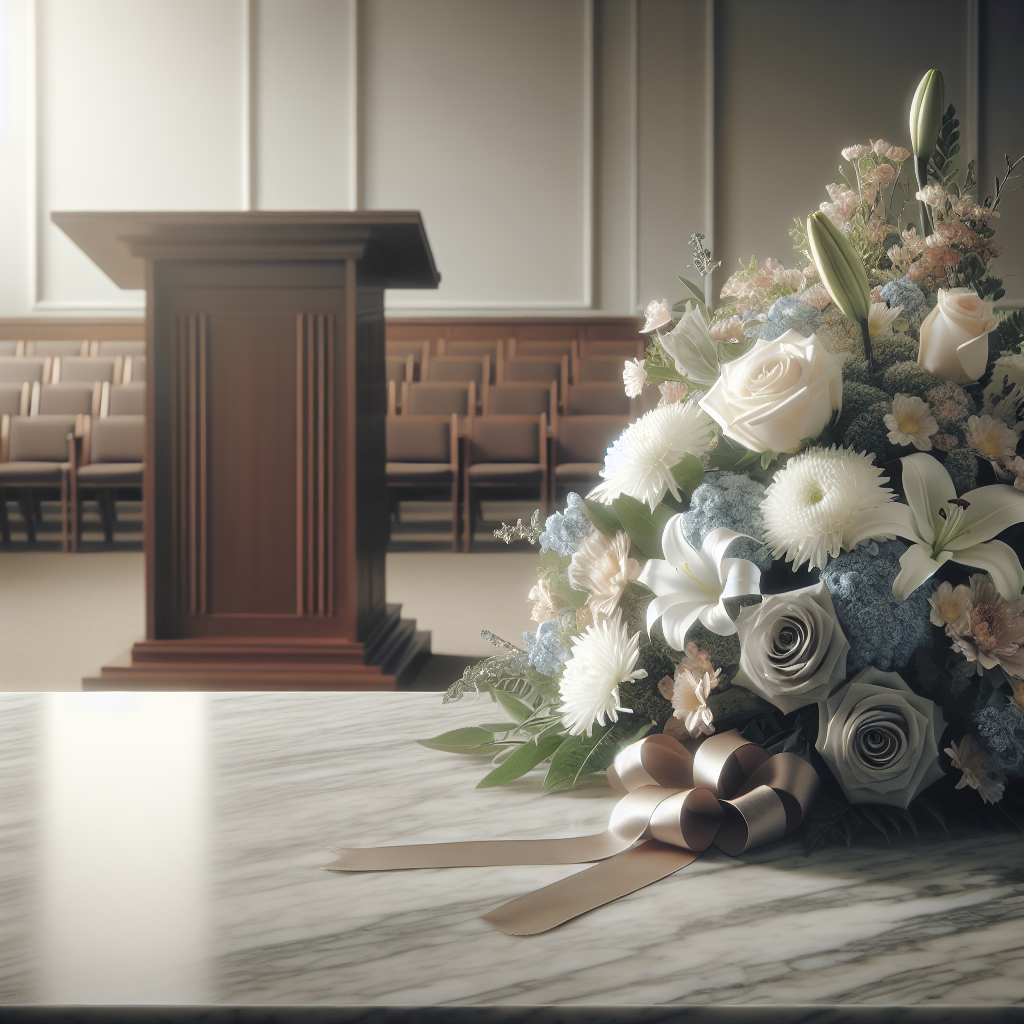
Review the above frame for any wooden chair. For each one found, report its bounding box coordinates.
[26,340,89,357]
[32,382,102,417]
[385,340,431,381]
[574,355,628,384]
[0,357,48,385]
[481,380,557,419]
[506,338,578,365]
[72,414,144,547]
[0,413,79,548]
[90,340,145,357]
[498,355,569,410]
[385,413,460,552]
[0,383,30,418]
[53,356,118,385]
[436,339,503,382]
[123,355,146,382]
[101,382,146,417]
[0,341,25,358]
[550,413,628,501]
[579,339,643,359]
[386,355,415,410]
[565,382,631,416]
[401,380,476,417]
[423,355,490,397]
[463,413,547,552]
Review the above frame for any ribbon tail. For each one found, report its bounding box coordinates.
[479,840,699,935]
[324,830,630,872]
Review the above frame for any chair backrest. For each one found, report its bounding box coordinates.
[386,414,456,465]
[54,356,117,384]
[555,415,628,464]
[124,354,146,382]
[385,340,431,378]
[0,382,29,417]
[88,415,144,464]
[386,354,415,385]
[403,381,476,417]
[467,414,545,465]
[26,340,88,357]
[92,340,145,357]
[579,339,643,359]
[575,356,626,383]
[104,382,146,417]
[424,355,489,386]
[0,341,25,358]
[566,382,630,416]
[7,414,77,463]
[34,382,100,416]
[0,357,47,384]
[507,338,578,362]
[482,381,557,418]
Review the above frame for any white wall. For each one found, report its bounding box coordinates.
[0,0,1020,320]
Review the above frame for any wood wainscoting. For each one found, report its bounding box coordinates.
[0,318,147,342]
[385,316,641,344]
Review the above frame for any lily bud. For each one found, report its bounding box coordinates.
[909,69,945,161]
[806,212,871,324]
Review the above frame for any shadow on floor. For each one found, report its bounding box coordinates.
[400,653,480,692]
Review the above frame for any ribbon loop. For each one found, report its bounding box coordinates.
[326,728,820,935]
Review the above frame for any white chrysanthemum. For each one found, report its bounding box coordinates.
[884,393,938,451]
[557,612,646,737]
[623,358,647,398]
[588,401,714,510]
[761,446,898,571]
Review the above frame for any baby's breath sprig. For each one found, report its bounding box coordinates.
[493,509,543,545]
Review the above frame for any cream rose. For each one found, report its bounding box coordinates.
[732,583,850,714]
[815,668,945,809]
[698,330,842,454]
[917,287,998,384]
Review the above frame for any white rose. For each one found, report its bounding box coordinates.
[917,287,998,384]
[816,668,945,810]
[698,330,842,454]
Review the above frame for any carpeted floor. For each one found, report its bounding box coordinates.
[0,500,544,692]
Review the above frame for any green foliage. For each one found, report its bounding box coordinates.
[416,727,510,757]
[581,497,621,537]
[993,309,1024,355]
[442,648,558,706]
[542,720,654,792]
[927,104,961,189]
[670,454,705,498]
[493,690,533,725]
[611,495,675,559]
[475,733,564,788]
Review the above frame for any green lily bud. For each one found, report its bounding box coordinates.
[909,69,945,161]
[806,212,871,323]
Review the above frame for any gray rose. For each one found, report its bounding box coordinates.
[733,583,849,714]
[816,668,945,809]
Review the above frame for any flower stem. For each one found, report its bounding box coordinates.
[858,318,875,382]
[914,156,933,237]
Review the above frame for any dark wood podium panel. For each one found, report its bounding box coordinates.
[54,212,438,690]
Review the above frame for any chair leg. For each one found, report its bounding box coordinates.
[18,490,35,543]
[450,478,459,553]
[463,472,472,553]
[33,492,43,524]
[60,472,68,553]
[0,490,9,544]
[99,489,115,543]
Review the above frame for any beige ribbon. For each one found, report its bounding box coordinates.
[325,729,819,935]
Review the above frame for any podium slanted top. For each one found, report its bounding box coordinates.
[51,210,440,291]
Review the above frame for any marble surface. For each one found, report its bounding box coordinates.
[0,691,1021,1007]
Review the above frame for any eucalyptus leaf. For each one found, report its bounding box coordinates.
[422,742,512,756]
[476,733,564,788]
[677,276,708,304]
[582,497,622,537]
[417,727,495,750]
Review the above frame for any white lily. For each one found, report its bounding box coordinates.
[881,453,1024,601]
[637,522,761,649]
[658,304,721,389]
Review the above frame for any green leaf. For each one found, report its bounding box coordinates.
[582,497,622,537]
[494,690,533,725]
[612,494,675,559]
[476,733,564,788]
[669,454,704,498]
[759,450,775,470]
[417,727,495,750]
[477,722,516,733]
[677,276,708,305]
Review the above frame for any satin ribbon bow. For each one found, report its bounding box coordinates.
[325,729,820,935]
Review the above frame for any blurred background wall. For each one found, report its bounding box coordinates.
[0,0,1021,321]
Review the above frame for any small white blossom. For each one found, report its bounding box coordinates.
[884,394,938,451]
[622,358,647,398]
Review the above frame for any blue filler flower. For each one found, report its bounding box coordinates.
[523,620,572,677]
[820,540,936,673]
[758,296,827,342]
[974,705,1024,778]
[879,276,927,317]
[539,492,592,557]
[683,475,772,571]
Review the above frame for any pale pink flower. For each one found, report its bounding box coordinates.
[709,316,745,343]
[967,414,1019,460]
[623,358,648,398]
[641,298,673,333]
[951,574,1024,676]
[884,393,937,450]
[946,736,1004,804]
[917,184,946,208]
[528,577,561,624]
[800,284,832,311]
[1004,455,1024,491]
[929,581,971,634]
[678,641,720,682]
[567,529,640,621]
[658,667,715,738]
[657,380,688,406]
[841,144,871,161]
[871,139,891,156]
[865,163,896,185]
[886,146,911,163]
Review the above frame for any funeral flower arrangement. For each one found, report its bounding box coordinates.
[424,70,1024,847]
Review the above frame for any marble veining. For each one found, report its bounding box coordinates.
[0,691,1021,1006]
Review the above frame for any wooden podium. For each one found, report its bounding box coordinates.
[53,211,440,689]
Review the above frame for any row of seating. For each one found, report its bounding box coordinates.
[0,354,146,387]
[386,412,626,552]
[0,413,143,548]
[0,381,145,418]
[0,340,145,357]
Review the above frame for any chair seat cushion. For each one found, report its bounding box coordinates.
[386,462,453,483]
[468,463,542,480]
[76,462,143,484]
[0,461,68,483]
[554,462,602,481]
